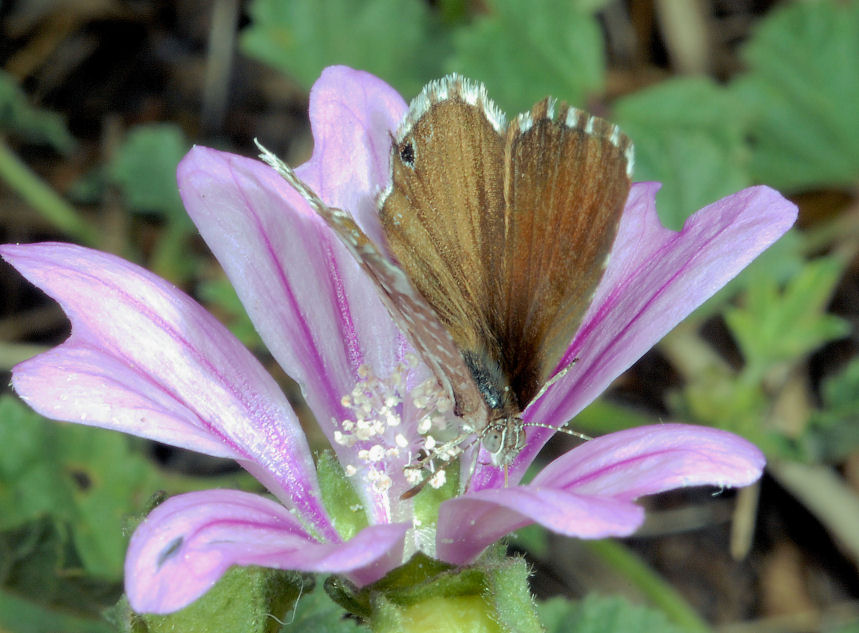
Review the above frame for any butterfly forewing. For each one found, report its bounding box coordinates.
[495,100,633,406]
[380,85,507,358]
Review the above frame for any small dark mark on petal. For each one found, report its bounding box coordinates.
[157,536,184,568]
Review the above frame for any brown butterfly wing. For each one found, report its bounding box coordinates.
[379,91,506,361]
[495,100,633,407]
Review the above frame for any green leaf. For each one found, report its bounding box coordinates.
[806,357,859,463]
[0,395,255,579]
[0,588,115,633]
[0,394,171,577]
[0,396,75,530]
[240,0,442,97]
[821,357,859,414]
[447,0,605,115]
[540,594,692,633]
[724,256,849,372]
[0,518,123,619]
[108,123,190,223]
[830,619,859,633]
[732,0,859,190]
[582,540,710,632]
[614,77,751,229]
[0,70,75,153]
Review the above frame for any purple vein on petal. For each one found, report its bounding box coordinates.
[3,242,339,540]
[323,237,364,372]
[183,153,352,429]
[224,159,340,397]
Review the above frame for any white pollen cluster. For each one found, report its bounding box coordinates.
[403,377,468,492]
[333,362,412,494]
[332,356,463,496]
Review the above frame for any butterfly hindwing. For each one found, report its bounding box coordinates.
[496,100,633,406]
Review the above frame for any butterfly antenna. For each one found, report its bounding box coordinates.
[529,357,579,405]
[522,419,592,441]
[255,140,327,211]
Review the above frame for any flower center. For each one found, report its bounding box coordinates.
[332,356,460,495]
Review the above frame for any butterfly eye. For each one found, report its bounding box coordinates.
[482,424,504,456]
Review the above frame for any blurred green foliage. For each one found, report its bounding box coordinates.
[613,78,751,229]
[540,594,688,633]
[108,124,190,224]
[666,255,849,456]
[0,71,75,153]
[241,0,443,98]
[444,0,605,115]
[733,1,859,191]
[107,124,198,283]
[806,357,859,463]
[0,396,257,631]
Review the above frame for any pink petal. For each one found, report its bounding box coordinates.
[177,69,419,519]
[531,423,765,500]
[126,490,408,614]
[474,184,796,489]
[1,243,335,539]
[300,65,407,245]
[178,148,427,520]
[436,487,642,565]
[178,148,411,428]
[438,423,764,564]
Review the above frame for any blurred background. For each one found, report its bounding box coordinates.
[1,1,858,631]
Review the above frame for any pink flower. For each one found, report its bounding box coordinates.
[1,66,796,614]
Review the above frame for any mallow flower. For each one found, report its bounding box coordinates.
[1,66,797,617]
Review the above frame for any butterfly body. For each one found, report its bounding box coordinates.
[460,350,525,466]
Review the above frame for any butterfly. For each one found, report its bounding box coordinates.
[259,74,633,491]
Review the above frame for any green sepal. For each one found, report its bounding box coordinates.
[137,566,313,633]
[316,450,369,540]
[325,550,542,633]
[373,593,504,633]
[324,553,462,619]
[103,595,147,633]
[482,553,543,633]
